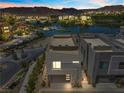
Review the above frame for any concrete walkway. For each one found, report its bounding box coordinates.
[81,71,93,89]
[19,62,36,93]
[39,88,124,93]
[96,83,117,89]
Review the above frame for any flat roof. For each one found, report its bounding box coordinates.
[120,26,124,28]
[84,38,110,47]
[51,38,75,46]
[49,49,79,54]
[53,34,71,37]
[116,39,124,44]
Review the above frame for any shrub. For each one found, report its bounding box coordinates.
[26,53,45,93]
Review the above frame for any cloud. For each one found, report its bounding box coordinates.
[0,2,66,9]
[62,0,110,9]
[90,0,110,6]
[0,0,123,9]
[0,2,33,8]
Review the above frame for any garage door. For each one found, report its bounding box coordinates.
[50,75,70,83]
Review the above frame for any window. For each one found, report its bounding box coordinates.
[52,61,61,70]
[72,61,79,64]
[4,27,8,29]
[4,30,9,33]
[119,62,124,69]
[99,61,109,72]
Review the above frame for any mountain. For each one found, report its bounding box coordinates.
[0,7,81,16]
[0,5,124,16]
[59,8,82,15]
[81,5,124,14]
[1,7,65,16]
[97,5,124,12]
[98,5,124,11]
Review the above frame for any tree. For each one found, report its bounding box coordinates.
[36,31,44,38]
[2,16,17,26]
[1,33,10,41]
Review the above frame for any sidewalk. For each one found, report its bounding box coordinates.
[19,62,36,93]
[39,87,124,93]
[19,38,50,93]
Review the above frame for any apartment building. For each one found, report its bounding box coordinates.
[79,33,124,87]
[46,35,82,87]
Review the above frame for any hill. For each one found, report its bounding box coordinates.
[0,5,124,16]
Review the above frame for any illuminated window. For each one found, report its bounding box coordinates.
[53,61,61,70]
[72,61,79,64]
[4,27,9,29]
[4,30,9,33]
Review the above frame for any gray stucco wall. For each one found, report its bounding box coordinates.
[95,52,124,84]
[80,39,124,85]
[87,46,96,84]
[46,51,82,84]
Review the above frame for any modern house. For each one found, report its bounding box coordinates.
[79,33,124,87]
[46,35,82,87]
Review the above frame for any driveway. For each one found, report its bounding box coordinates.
[39,88,124,93]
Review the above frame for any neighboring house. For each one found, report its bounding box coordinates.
[80,16,91,21]
[46,35,82,87]
[15,14,50,22]
[0,23,11,41]
[59,15,70,20]
[59,15,78,21]
[80,16,92,25]
[14,22,30,36]
[79,33,124,87]
[39,16,50,22]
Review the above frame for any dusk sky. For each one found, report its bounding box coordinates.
[0,0,124,9]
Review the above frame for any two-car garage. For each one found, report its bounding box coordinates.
[49,75,72,89]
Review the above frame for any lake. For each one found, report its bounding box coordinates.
[38,25,120,37]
